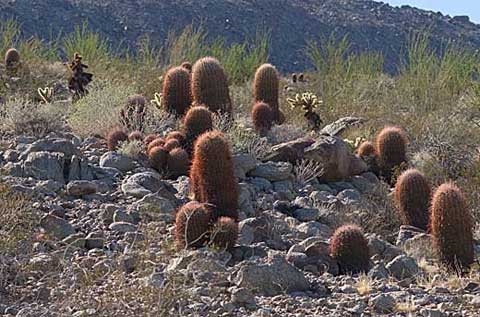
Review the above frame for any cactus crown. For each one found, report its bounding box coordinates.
[330,224,370,274]
[107,128,128,151]
[253,64,279,106]
[251,102,274,136]
[394,168,431,230]
[162,66,192,116]
[191,57,232,114]
[190,130,239,220]
[430,182,474,271]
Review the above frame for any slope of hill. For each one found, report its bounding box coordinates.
[1,0,480,72]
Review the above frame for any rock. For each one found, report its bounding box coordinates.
[337,189,361,204]
[3,162,24,177]
[249,177,272,192]
[272,200,297,215]
[23,151,65,183]
[348,155,368,176]
[85,232,105,249]
[368,235,403,262]
[3,149,19,162]
[109,222,137,233]
[403,233,435,261]
[370,293,396,314]
[113,209,134,223]
[36,180,63,193]
[263,137,315,163]
[248,161,293,181]
[303,135,350,182]
[238,223,254,245]
[293,208,319,222]
[386,255,419,279]
[132,193,176,221]
[233,153,257,179]
[272,180,293,192]
[66,180,98,196]
[234,255,310,296]
[40,214,75,239]
[62,233,86,248]
[21,138,77,160]
[297,221,332,239]
[320,117,364,136]
[368,263,389,279]
[100,151,134,172]
[121,172,177,199]
[396,225,425,246]
[350,175,373,192]
[419,308,447,317]
[229,287,255,305]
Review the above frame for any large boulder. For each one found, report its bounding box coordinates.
[303,135,350,182]
[122,172,177,199]
[248,161,293,182]
[100,152,134,173]
[23,151,65,183]
[233,254,310,296]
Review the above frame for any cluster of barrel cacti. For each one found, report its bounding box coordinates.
[175,130,239,250]
[357,126,408,185]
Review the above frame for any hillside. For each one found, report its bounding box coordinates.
[1,0,480,72]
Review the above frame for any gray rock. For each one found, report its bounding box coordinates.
[85,232,105,249]
[2,162,24,177]
[248,161,293,182]
[234,255,310,296]
[272,180,293,192]
[303,135,350,182]
[386,255,419,279]
[370,293,396,314]
[297,221,332,239]
[350,175,373,193]
[293,208,319,222]
[109,222,137,233]
[3,149,19,162]
[132,193,176,222]
[66,180,98,196]
[229,287,255,305]
[337,189,361,204]
[320,117,365,137]
[35,180,63,193]
[122,172,177,199]
[238,223,254,245]
[419,309,447,317]
[40,214,75,239]
[68,155,81,181]
[263,137,315,163]
[396,225,425,246]
[100,152,134,172]
[403,233,435,261]
[368,263,389,279]
[21,138,77,160]
[368,235,403,262]
[249,177,273,192]
[233,153,257,179]
[23,152,65,183]
[113,209,134,223]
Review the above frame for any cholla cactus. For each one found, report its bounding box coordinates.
[150,92,163,110]
[287,92,323,130]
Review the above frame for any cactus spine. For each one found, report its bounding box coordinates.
[330,224,370,274]
[162,66,192,116]
[175,201,213,249]
[251,102,274,136]
[253,63,284,124]
[375,126,408,184]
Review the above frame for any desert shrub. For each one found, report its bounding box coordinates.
[117,140,144,160]
[0,97,68,137]
[68,81,135,137]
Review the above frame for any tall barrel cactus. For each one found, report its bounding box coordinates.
[191,57,232,114]
[394,169,431,230]
[190,130,239,220]
[253,63,285,124]
[4,48,20,73]
[162,66,192,116]
[375,126,408,184]
[330,224,370,274]
[430,183,474,271]
[175,201,213,249]
[251,102,274,136]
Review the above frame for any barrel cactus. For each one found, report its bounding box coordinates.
[4,48,20,73]
[375,126,408,185]
[162,66,192,116]
[148,146,168,172]
[175,201,213,249]
[430,183,474,271]
[167,148,190,178]
[253,63,284,124]
[330,224,370,274]
[183,105,213,156]
[251,102,274,136]
[107,128,128,151]
[210,216,238,250]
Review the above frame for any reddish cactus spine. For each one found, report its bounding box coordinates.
[357,141,376,159]
[253,63,284,124]
[167,148,190,178]
[166,131,186,145]
[148,146,168,172]
[190,131,238,220]
[183,105,213,155]
[191,57,232,114]
[107,128,128,151]
[430,183,474,271]
[147,138,166,154]
[144,134,159,146]
[251,102,274,136]
[162,66,192,116]
[330,224,370,274]
[175,201,213,249]
[4,48,20,71]
[394,169,431,231]
[128,131,144,142]
[164,138,181,152]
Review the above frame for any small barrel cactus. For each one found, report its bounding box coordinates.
[330,224,370,274]
[4,48,20,72]
[128,131,144,142]
[191,57,232,114]
[148,146,168,172]
[253,63,284,124]
[210,216,238,250]
[164,138,181,152]
[183,105,213,155]
[162,66,192,116]
[430,183,474,271]
[166,131,186,145]
[181,61,192,72]
[190,131,238,220]
[375,126,408,185]
[147,138,166,154]
[358,141,376,159]
[107,128,128,151]
[144,133,159,146]
[394,169,431,231]
[167,148,190,178]
[251,102,274,136]
[175,201,213,249]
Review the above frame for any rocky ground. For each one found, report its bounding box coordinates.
[0,118,479,316]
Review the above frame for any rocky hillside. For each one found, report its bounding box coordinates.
[1,0,480,72]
